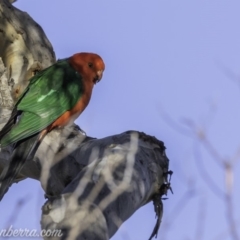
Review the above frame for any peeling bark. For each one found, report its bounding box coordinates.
[41,131,169,240]
[0,1,172,239]
[0,0,55,104]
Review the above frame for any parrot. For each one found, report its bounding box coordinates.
[0,52,105,200]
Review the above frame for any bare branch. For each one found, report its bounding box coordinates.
[41,131,169,239]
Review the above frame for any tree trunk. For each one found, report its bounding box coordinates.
[0,1,172,239]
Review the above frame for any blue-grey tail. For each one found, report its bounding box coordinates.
[0,133,41,201]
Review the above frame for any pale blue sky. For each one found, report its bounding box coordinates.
[0,1,239,239]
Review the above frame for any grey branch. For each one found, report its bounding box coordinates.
[0,1,172,239]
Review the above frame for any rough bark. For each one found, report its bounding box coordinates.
[40,131,169,240]
[0,1,172,239]
[0,0,55,180]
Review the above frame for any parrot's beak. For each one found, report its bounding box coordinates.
[93,70,103,84]
[96,70,103,82]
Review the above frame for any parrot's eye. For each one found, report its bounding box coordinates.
[88,62,93,68]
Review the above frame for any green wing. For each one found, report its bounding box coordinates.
[0,59,83,147]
